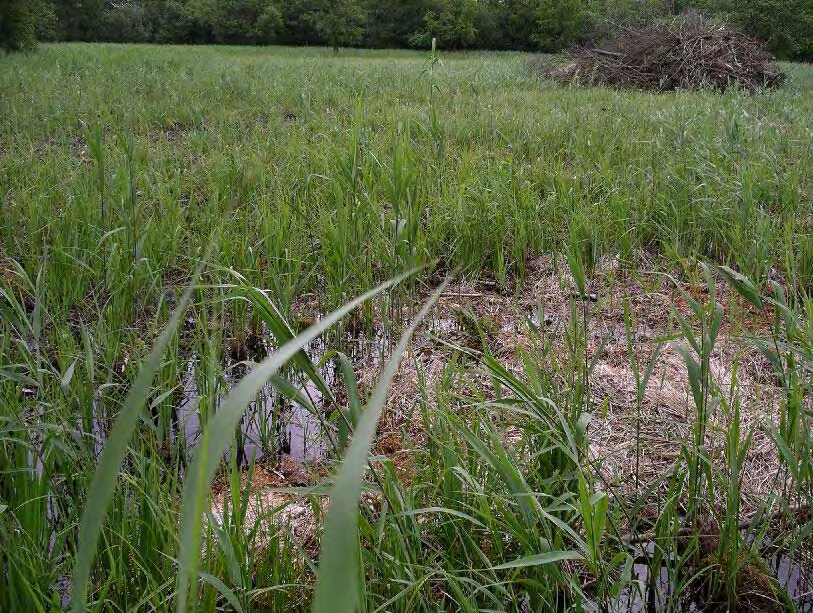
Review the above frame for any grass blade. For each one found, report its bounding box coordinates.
[71,248,213,612]
[175,270,419,612]
[312,277,450,613]
[491,551,583,571]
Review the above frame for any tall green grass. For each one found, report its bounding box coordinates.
[1,44,812,612]
[1,45,812,320]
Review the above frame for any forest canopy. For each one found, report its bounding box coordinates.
[2,0,812,60]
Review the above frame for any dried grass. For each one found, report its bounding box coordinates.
[369,254,785,518]
[227,256,787,546]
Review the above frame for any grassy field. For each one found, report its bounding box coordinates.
[1,43,812,611]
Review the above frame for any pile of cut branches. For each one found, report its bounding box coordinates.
[546,16,785,92]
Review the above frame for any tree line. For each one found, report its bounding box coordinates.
[2,0,811,59]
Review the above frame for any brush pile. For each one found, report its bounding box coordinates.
[547,16,785,92]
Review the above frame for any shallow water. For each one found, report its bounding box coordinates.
[176,346,334,464]
[170,320,394,465]
[613,540,812,612]
[773,550,813,612]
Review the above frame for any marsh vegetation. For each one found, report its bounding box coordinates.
[1,44,812,611]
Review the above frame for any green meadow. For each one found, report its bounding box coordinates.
[1,43,812,611]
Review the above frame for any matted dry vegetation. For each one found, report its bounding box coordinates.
[377,259,783,511]
[238,255,789,549]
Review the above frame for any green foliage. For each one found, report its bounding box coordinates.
[185,0,283,44]
[362,0,431,47]
[585,0,670,40]
[100,0,151,43]
[411,0,483,49]
[49,0,108,41]
[497,0,542,50]
[9,0,812,59]
[696,0,813,59]
[143,0,196,43]
[304,0,366,51]
[0,0,48,52]
[532,0,590,52]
